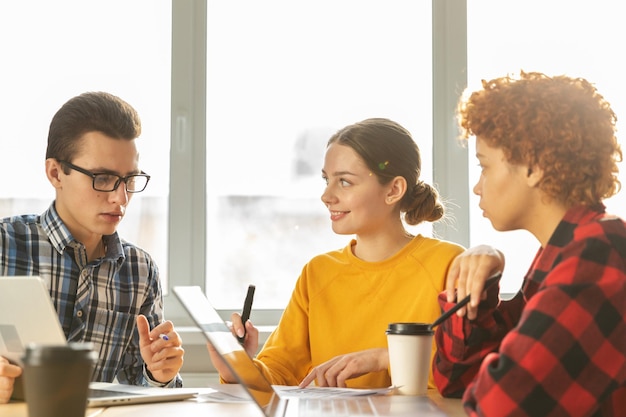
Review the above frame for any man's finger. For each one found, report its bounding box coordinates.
[136,315,151,346]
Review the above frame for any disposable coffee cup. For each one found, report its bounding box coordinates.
[22,343,97,417]
[386,322,433,395]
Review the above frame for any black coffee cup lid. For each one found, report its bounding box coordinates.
[22,342,97,365]
[386,322,433,335]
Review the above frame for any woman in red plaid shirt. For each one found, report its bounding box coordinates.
[433,71,626,416]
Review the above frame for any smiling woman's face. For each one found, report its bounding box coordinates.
[320,143,394,237]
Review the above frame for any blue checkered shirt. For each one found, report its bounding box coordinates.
[0,202,182,388]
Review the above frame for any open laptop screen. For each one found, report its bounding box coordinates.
[173,286,278,410]
[0,276,67,366]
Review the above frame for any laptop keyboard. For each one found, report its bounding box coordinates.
[276,385,391,398]
[282,387,363,398]
[297,398,376,417]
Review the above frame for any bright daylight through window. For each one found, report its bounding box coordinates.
[204,0,433,309]
[4,0,625,311]
[467,0,626,294]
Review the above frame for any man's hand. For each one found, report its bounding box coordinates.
[299,348,389,388]
[136,315,184,384]
[0,356,22,404]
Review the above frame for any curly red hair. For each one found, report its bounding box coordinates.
[458,71,622,206]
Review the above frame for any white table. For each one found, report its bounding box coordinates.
[6,387,465,417]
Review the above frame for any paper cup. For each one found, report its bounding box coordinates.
[386,322,433,395]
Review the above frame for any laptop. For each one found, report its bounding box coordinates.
[86,382,197,407]
[0,276,66,366]
[0,276,196,406]
[173,285,450,417]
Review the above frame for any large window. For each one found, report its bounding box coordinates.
[467,0,626,293]
[7,0,626,372]
[204,1,434,309]
[0,1,172,285]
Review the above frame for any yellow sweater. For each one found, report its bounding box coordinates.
[254,235,464,388]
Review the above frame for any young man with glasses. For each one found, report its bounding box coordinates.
[0,92,184,404]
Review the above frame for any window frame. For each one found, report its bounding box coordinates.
[166,0,469,319]
[167,0,469,373]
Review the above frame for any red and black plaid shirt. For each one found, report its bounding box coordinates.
[433,204,626,416]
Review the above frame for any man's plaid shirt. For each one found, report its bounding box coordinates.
[433,204,626,416]
[0,203,182,387]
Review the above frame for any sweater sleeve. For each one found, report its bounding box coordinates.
[254,270,313,386]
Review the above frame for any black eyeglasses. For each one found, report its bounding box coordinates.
[58,160,151,193]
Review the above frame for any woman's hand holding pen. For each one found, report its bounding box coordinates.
[445,244,505,320]
[206,313,260,383]
[230,311,259,357]
[137,315,185,384]
[207,285,258,383]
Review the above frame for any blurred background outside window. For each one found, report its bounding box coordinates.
[2,0,625,310]
[204,0,433,308]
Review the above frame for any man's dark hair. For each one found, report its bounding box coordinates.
[46,91,142,163]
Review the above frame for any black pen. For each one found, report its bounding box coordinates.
[428,272,502,331]
[237,284,256,344]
